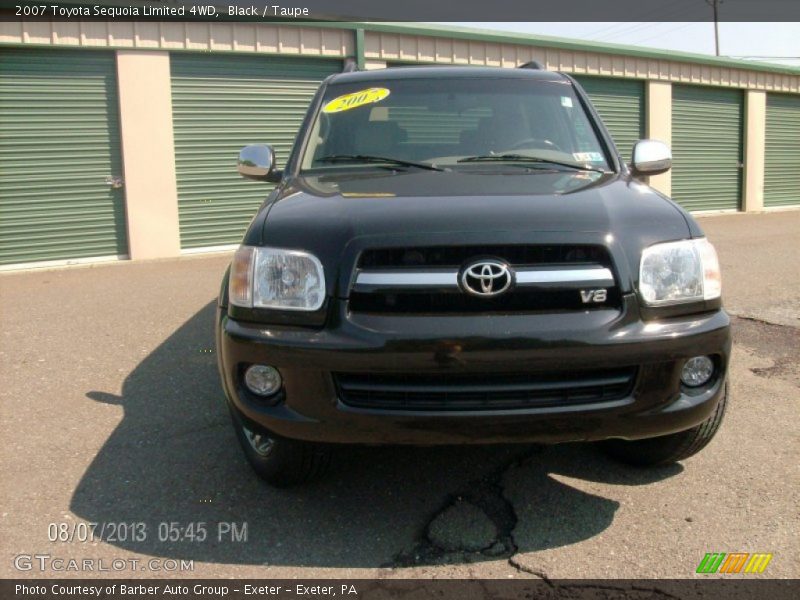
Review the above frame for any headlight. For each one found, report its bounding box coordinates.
[230,246,325,311]
[639,238,721,306]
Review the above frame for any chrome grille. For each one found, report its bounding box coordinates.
[349,244,618,314]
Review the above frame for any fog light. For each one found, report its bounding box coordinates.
[681,356,714,387]
[244,364,282,396]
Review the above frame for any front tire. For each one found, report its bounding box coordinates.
[602,383,728,467]
[230,409,331,487]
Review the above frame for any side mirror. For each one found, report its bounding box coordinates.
[631,139,672,176]
[238,144,280,182]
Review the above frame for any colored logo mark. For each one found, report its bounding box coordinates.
[696,552,773,574]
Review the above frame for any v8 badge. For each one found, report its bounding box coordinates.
[580,289,608,303]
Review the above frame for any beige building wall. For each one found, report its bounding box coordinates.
[742,90,767,212]
[0,21,352,57]
[364,59,388,70]
[645,81,672,197]
[362,31,800,93]
[2,21,797,92]
[116,51,181,259]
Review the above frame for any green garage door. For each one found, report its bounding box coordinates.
[574,76,645,163]
[764,93,800,207]
[0,49,127,266]
[672,85,743,211]
[171,54,340,249]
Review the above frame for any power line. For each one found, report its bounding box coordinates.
[586,19,664,40]
[625,23,696,46]
[592,6,700,43]
[582,22,640,39]
[579,22,651,42]
[582,0,696,39]
[597,23,663,42]
[597,17,686,42]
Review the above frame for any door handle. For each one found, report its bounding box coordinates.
[105,175,124,189]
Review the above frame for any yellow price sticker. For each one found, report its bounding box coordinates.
[322,87,391,113]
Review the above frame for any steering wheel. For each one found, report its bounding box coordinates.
[505,137,563,152]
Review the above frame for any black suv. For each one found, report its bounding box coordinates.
[216,66,730,486]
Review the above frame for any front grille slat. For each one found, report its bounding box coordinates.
[335,368,636,412]
[350,244,619,315]
[358,244,612,269]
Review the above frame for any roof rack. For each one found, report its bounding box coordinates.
[342,58,359,73]
[518,61,544,70]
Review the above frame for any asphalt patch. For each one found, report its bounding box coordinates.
[388,446,543,566]
[732,315,800,387]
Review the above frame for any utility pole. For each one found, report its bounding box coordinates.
[705,0,722,56]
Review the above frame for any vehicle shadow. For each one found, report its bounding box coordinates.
[71,301,681,568]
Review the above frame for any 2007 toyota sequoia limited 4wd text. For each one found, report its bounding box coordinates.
[215,65,730,486]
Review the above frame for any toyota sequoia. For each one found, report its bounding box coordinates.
[215,66,730,486]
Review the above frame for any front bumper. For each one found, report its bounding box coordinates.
[217,295,731,445]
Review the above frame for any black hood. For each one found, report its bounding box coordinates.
[249,170,695,296]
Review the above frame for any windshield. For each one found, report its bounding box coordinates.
[300,76,612,172]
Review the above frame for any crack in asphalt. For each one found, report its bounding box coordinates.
[507,554,552,582]
[557,583,684,599]
[385,446,544,569]
[730,312,799,330]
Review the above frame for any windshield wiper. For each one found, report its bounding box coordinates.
[317,154,446,172]
[457,154,608,173]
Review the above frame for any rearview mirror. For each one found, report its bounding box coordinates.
[631,139,672,176]
[238,144,280,182]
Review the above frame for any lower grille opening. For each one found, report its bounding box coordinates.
[334,368,636,411]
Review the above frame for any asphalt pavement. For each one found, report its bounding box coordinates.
[1,211,797,580]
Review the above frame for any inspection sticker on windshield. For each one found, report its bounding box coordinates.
[561,96,573,108]
[573,152,604,162]
[322,87,391,113]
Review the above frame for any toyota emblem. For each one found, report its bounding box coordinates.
[460,259,514,297]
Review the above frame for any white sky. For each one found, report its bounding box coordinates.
[437,22,800,67]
